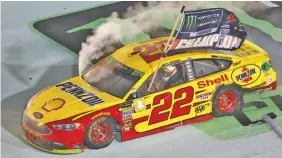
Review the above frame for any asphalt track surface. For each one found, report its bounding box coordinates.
[1,1,282,158]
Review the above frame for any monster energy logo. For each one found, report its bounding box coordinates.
[185,15,197,29]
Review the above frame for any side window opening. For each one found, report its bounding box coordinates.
[192,59,231,78]
[136,62,186,98]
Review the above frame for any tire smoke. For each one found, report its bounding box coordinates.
[78,1,200,75]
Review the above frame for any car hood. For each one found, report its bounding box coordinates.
[25,76,122,123]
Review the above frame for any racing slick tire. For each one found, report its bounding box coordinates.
[212,84,244,117]
[84,117,116,149]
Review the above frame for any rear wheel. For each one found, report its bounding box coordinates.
[84,117,116,149]
[212,85,244,117]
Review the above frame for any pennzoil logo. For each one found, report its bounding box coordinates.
[42,98,65,112]
[55,82,104,106]
[231,65,261,86]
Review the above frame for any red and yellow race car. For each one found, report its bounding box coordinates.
[22,8,277,154]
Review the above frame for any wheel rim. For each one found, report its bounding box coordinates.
[91,122,111,144]
[217,91,237,113]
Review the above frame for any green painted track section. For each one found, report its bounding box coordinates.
[194,85,282,140]
[28,1,119,58]
[29,1,282,140]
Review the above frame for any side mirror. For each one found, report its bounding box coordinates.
[132,88,138,99]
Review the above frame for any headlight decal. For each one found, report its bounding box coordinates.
[53,123,81,131]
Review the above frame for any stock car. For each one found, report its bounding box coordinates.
[22,36,277,154]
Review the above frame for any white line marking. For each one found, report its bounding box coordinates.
[261,1,279,7]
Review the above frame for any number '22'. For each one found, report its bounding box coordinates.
[148,86,194,125]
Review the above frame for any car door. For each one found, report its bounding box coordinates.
[192,58,233,89]
[130,60,212,133]
[190,57,233,113]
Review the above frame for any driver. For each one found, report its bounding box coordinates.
[161,65,183,89]
[162,65,177,81]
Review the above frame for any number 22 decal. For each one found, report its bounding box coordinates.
[133,40,167,63]
[148,86,194,125]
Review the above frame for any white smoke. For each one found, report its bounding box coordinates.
[78,1,200,75]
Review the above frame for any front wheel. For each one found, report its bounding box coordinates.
[84,117,116,149]
[212,85,244,117]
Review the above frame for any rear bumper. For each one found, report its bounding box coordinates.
[256,81,277,91]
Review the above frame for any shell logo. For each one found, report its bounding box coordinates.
[42,98,65,112]
[231,64,261,86]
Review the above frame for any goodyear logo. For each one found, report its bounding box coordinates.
[231,65,261,86]
[91,112,110,120]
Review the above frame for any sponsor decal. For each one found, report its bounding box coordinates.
[120,101,133,109]
[33,112,43,119]
[73,144,82,149]
[211,55,232,60]
[91,112,110,120]
[232,60,241,67]
[55,82,104,106]
[261,61,272,73]
[196,92,213,100]
[185,13,221,31]
[197,74,229,88]
[231,65,261,86]
[42,98,65,112]
[182,9,223,37]
[162,60,182,67]
[123,122,132,132]
[172,34,243,50]
[122,108,134,123]
[252,81,266,89]
[22,123,42,138]
[134,99,146,112]
[195,104,208,113]
[185,15,197,29]
[237,67,255,82]
[267,76,273,84]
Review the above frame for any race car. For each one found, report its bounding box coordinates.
[22,8,277,154]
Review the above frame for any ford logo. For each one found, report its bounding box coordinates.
[33,112,43,119]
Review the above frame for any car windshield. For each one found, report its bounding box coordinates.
[82,56,144,98]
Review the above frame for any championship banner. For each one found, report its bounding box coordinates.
[168,8,247,54]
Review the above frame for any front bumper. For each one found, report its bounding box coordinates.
[21,114,85,154]
[21,133,82,154]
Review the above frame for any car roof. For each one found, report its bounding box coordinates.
[111,37,264,73]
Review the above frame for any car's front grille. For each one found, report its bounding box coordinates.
[22,113,51,134]
[23,128,66,151]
